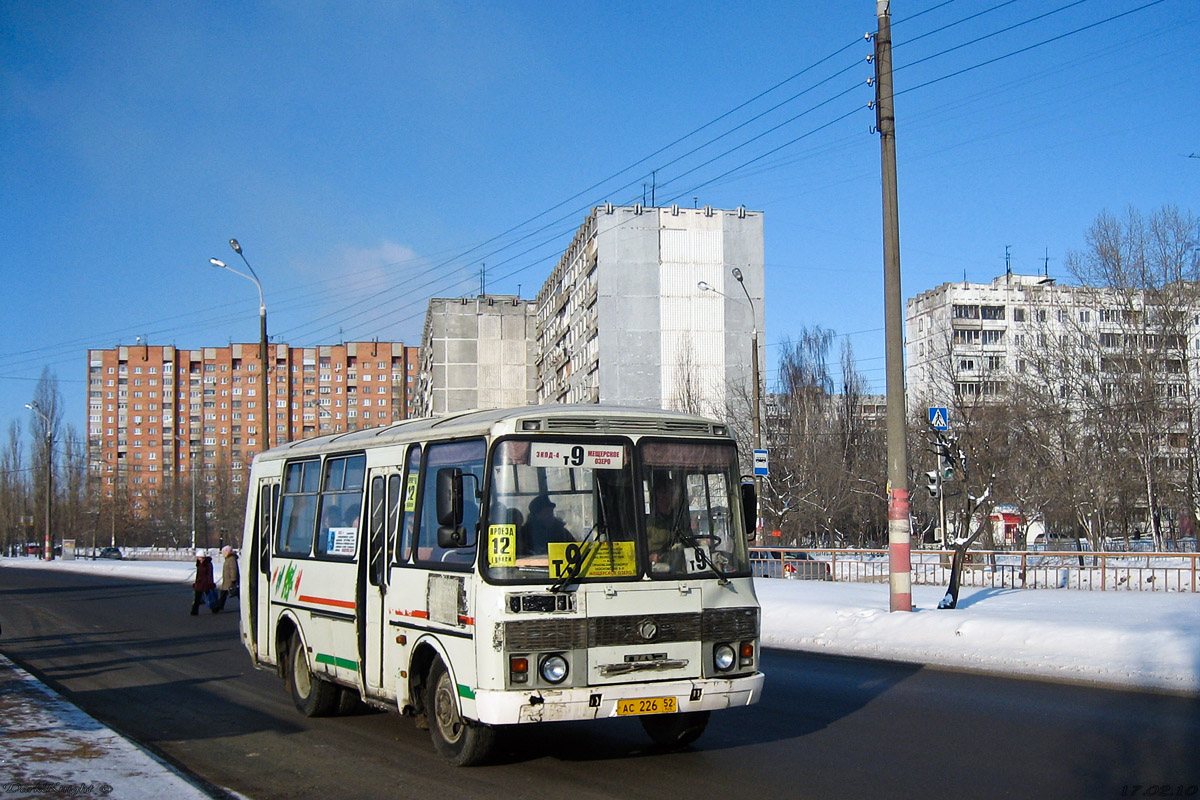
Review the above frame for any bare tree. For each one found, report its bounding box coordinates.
[27,369,64,553]
[1062,205,1200,548]
[763,329,885,547]
[1,422,29,555]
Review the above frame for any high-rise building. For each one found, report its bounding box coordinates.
[414,296,538,418]
[535,203,765,413]
[86,341,418,511]
[905,271,1194,409]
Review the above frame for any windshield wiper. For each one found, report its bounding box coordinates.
[674,527,731,586]
[548,478,611,593]
[548,523,603,593]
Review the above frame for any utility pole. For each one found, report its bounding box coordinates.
[25,402,53,561]
[875,0,912,612]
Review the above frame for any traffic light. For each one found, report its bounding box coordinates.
[939,453,955,483]
[925,470,941,498]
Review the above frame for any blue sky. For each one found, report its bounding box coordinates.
[1,0,1196,450]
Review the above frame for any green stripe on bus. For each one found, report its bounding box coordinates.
[457,684,475,700]
[315,653,358,670]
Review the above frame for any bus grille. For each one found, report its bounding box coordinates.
[503,608,757,651]
[702,607,759,640]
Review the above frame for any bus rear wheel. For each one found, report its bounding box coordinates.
[425,659,494,766]
[288,635,338,717]
[641,710,710,748]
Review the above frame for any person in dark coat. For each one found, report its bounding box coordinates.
[216,545,239,612]
[190,550,216,616]
[521,494,572,554]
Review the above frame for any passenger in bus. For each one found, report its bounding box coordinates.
[646,478,692,566]
[521,494,571,554]
[321,505,345,533]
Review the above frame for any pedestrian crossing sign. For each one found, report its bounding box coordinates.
[928,407,949,431]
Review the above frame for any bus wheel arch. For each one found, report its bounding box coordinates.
[274,614,299,681]
[285,628,338,717]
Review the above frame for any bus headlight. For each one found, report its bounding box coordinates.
[713,643,736,672]
[539,654,569,684]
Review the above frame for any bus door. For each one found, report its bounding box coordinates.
[252,478,280,663]
[361,466,403,696]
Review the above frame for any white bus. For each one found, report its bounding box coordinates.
[239,404,763,765]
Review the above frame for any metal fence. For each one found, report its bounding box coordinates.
[750,547,1200,593]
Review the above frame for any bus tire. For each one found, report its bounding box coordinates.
[641,710,710,748]
[426,659,494,766]
[288,635,337,717]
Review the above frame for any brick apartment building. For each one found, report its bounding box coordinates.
[86,340,418,512]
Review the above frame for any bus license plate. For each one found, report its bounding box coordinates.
[616,697,677,716]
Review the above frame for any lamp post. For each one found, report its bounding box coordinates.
[177,436,197,550]
[24,402,53,561]
[699,272,763,545]
[211,239,271,451]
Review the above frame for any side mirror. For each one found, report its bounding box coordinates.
[741,481,757,542]
[436,467,470,548]
[436,467,463,526]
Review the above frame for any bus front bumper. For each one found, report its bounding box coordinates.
[471,672,764,725]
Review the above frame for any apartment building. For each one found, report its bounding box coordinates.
[86,341,418,511]
[413,296,538,417]
[535,203,765,413]
[905,272,1194,409]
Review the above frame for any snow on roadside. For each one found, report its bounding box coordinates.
[757,580,1200,694]
[0,654,215,800]
[0,556,201,584]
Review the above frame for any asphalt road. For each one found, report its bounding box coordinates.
[1,567,1198,800]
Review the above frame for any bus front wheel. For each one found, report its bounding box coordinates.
[425,659,494,766]
[288,635,338,717]
[641,710,710,748]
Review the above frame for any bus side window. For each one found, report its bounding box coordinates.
[415,439,485,566]
[395,445,421,564]
[278,460,321,557]
[368,475,386,586]
[385,474,401,565]
[257,483,274,575]
[315,454,366,559]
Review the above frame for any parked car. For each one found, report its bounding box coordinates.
[98,547,123,560]
[749,549,832,580]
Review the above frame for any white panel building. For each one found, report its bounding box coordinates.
[414,296,538,418]
[536,203,765,414]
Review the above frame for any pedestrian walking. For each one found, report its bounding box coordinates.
[190,550,216,616]
[216,545,239,611]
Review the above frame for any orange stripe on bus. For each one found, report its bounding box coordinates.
[298,595,356,610]
[392,609,430,619]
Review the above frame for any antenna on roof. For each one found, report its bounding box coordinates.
[1005,245,1012,284]
[1038,249,1056,285]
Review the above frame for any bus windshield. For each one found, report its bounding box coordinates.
[639,440,749,579]
[482,438,749,583]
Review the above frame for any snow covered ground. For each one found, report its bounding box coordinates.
[3,554,1198,694]
[0,652,218,800]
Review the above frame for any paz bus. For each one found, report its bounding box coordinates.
[239,404,764,765]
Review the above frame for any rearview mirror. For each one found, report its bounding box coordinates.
[436,468,468,547]
[741,481,757,542]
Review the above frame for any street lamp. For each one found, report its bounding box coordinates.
[211,238,271,451]
[177,436,197,550]
[699,272,763,545]
[24,402,53,561]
